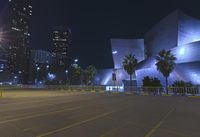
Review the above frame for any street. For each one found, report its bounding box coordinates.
[0,92,199,137]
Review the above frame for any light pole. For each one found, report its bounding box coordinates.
[14,76,18,84]
[35,66,40,84]
[74,59,78,63]
[112,69,117,89]
[112,68,123,92]
[65,70,68,85]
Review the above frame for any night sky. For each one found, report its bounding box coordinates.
[31,0,200,69]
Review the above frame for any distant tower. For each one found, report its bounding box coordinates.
[7,0,33,83]
[52,26,71,71]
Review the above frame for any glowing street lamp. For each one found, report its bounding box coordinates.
[37,67,40,71]
[46,65,50,69]
[35,67,40,84]
[112,51,118,55]
[74,59,78,63]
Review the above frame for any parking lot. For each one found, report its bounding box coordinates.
[0,91,199,137]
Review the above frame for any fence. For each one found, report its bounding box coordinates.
[0,85,199,96]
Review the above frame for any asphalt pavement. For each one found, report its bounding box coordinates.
[0,92,199,137]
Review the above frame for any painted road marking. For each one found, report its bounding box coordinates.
[36,111,116,137]
[0,106,81,124]
[23,127,34,132]
[144,107,176,137]
[99,121,131,137]
[160,128,190,137]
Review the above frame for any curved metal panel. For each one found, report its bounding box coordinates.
[111,39,144,69]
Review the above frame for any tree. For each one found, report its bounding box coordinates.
[85,65,97,85]
[123,54,138,89]
[155,50,176,95]
[69,65,82,85]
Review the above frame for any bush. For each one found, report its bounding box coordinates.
[171,81,198,95]
[142,76,162,87]
[172,80,193,87]
[142,76,163,95]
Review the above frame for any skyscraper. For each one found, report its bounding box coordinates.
[7,0,33,83]
[52,26,71,71]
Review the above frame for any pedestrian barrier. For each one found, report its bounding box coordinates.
[0,85,199,96]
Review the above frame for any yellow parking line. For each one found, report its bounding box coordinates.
[189,96,200,99]
[0,106,80,124]
[36,111,116,137]
[99,121,131,137]
[160,128,190,137]
[144,107,175,137]
[23,127,34,132]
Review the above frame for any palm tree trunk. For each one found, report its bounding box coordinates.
[130,74,132,92]
[166,77,168,95]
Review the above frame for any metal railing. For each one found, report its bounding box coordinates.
[0,85,199,96]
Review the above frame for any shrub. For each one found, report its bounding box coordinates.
[142,76,163,95]
[142,76,162,87]
[172,80,193,87]
[171,81,198,95]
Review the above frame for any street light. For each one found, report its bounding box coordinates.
[65,70,69,85]
[35,67,40,84]
[74,59,78,63]
[13,76,18,84]
[112,50,118,55]
[37,67,40,71]
[46,65,50,69]
[112,68,123,92]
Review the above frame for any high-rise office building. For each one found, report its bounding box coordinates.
[7,0,33,83]
[52,26,71,71]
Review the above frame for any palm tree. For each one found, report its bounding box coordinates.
[123,54,138,89]
[155,50,176,95]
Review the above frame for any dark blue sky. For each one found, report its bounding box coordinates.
[31,0,200,69]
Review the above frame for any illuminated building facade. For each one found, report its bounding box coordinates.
[7,0,33,84]
[96,10,200,87]
[136,10,200,86]
[52,26,71,71]
[95,39,144,87]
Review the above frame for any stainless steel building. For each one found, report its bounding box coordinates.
[96,10,200,87]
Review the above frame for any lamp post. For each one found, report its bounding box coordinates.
[112,69,117,90]
[35,66,40,84]
[74,59,78,63]
[112,68,123,92]
[65,70,68,85]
